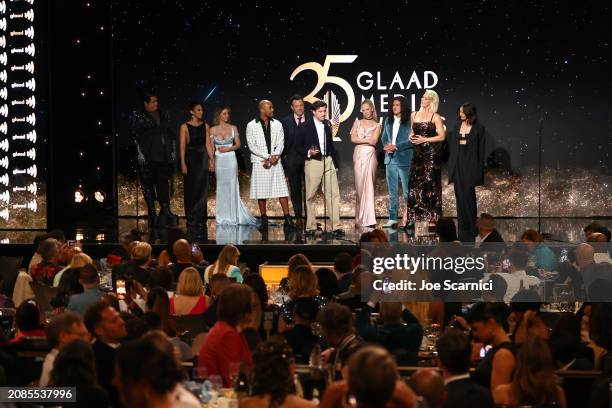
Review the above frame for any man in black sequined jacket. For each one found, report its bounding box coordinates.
[130,91,177,230]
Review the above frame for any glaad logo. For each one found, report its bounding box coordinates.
[290,55,438,138]
[290,55,357,140]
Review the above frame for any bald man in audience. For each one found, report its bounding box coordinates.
[576,243,612,297]
[169,239,203,282]
[408,369,445,408]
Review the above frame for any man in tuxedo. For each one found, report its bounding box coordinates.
[474,213,505,251]
[84,301,127,408]
[280,94,311,227]
[298,100,343,236]
[436,329,494,408]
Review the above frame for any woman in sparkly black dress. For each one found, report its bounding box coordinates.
[403,90,446,229]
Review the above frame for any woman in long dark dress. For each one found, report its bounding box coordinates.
[447,102,486,242]
[179,102,215,241]
[403,90,446,229]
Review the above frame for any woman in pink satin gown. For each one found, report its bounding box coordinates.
[351,100,381,228]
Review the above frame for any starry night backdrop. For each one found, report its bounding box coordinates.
[112,0,611,219]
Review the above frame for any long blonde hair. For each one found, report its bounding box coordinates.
[69,252,93,268]
[177,267,204,296]
[361,99,378,121]
[209,244,240,279]
[287,265,319,299]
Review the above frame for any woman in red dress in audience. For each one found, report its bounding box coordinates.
[170,267,209,315]
[198,284,255,387]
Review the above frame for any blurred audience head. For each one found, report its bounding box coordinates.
[287,265,319,299]
[520,229,543,251]
[348,346,398,407]
[172,239,192,263]
[408,368,444,408]
[69,252,93,268]
[39,238,60,263]
[84,301,127,343]
[482,274,507,302]
[119,229,142,250]
[287,253,312,274]
[315,267,339,300]
[379,302,403,325]
[436,329,472,375]
[575,243,595,268]
[50,339,98,387]
[217,283,254,327]
[243,273,269,309]
[131,242,152,266]
[334,252,353,275]
[251,338,296,404]
[317,302,354,346]
[78,264,99,288]
[46,311,90,349]
[467,302,510,344]
[114,331,184,407]
[177,267,204,297]
[209,273,231,298]
[147,267,174,292]
[476,213,495,235]
[16,299,42,332]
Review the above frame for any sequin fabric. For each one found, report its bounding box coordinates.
[407,120,443,223]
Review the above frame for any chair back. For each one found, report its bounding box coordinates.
[171,314,208,344]
[29,283,58,314]
[191,332,208,356]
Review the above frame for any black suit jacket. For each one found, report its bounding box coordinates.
[92,340,122,408]
[297,118,338,168]
[280,112,312,165]
[446,121,486,186]
[479,229,506,253]
[445,377,494,408]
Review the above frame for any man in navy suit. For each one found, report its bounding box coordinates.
[436,329,494,408]
[280,94,311,227]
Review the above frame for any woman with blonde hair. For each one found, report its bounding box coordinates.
[53,250,93,287]
[170,267,209,315]
[210,106,256,226]
[278,265,326,331]
[204,244,243,285]
[350,99,381,228]
[404,89,446,229]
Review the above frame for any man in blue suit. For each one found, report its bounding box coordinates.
[381,96,413,228]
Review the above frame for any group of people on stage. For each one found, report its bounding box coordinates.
[131,89,488,242]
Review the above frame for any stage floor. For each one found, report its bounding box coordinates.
[1,217,610,245]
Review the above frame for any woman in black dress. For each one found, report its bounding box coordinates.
[447,102,486,242]
[179,102,215,241]
[404,90,446,229]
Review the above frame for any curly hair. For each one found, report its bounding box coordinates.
[250,337,295,407]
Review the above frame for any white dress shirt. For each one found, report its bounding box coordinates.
[474,231,492,248]
[392,116,401,145]
[314,119,326,155]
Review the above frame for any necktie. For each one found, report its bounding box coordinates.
[297,116,303,125]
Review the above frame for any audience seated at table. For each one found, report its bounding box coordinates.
[204,244,243,285]
[66,264,105,315]
[114,331,201,408]
[167,239,206,283]
[278,265,327,331]
[112,241,154,287]
[333,252,354,294]
[493,337,567,408]
[31,238,63,286]
[198,284,254,387]
[170,267,208,315]
[202,274,231,327]
[280,297,320,364]
[437,328,494,407]
[40,312,90,386]
[240,337,316,408]
[521,229,558,272]
[50,339,111,407]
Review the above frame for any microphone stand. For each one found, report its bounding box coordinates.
[320,120,336,242]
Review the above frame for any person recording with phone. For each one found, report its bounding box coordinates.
[298,100,343,236]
